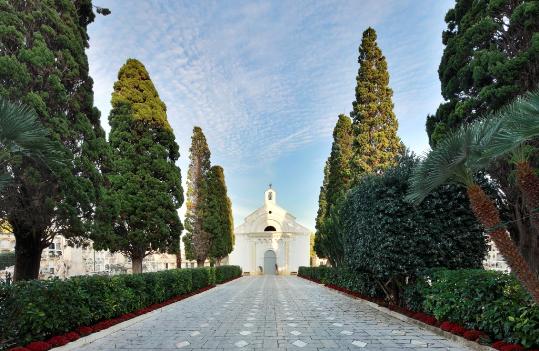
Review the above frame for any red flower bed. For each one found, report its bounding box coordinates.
[64,332,80,341]
[46,336,69,347]
[25,341,51,351]
[8,347,31,351]
[463,330,484,341]
[76,326,93,336]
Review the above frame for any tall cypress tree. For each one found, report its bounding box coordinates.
[314,160,329,259]
[0,0,109,280]
[205,165,234,265]
[350,27,401,182]
[183,127,212,267]
[95,59,183,274]
[427,0,539,273]
[314,115,353,266]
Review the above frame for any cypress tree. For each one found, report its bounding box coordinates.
[0,0,109,280]
[427,0,539,273]
[183,127,212,267]
[350,27,401,182]
[314,160,329,259]
[314,115,353,266]
[95,59,183,274]
[205,165,234,265]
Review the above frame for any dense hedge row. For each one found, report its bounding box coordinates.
[408,269,539,348]
[299,267,539,349]
[215,265,242,284]
[0,266,242,348]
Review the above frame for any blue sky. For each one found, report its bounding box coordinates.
[87,0,453,230]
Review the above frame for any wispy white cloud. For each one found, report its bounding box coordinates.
[88,0,452,228]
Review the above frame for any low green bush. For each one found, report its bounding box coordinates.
[298,266,382,297]
[215,265,242,284]
[191,267,215,290]
[0,267,211,347]
[406,269,539,348]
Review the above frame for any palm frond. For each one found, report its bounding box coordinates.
[406,125,477,204]
[0,96,67,191]
[481,91,539,160]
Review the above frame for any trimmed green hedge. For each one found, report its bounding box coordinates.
[298,266,382,297]
[0,252,15,270]
[300,266,539,348]
[0,266,241,347]
[407,269,539,348]
[215,265,242,284]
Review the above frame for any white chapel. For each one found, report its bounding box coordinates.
[229,187,311,275]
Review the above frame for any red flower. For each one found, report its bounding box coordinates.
[47,336,69,347]
[8,347,31,351]
[492,341,508,350]
[440,321,454,332]
[450,324,466,336]
[64,332,80,341]
[76,326,93,336]
[463,330,483,341]
[25,342,52,351]
[500,344,525,351]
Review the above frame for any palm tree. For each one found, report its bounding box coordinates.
[406,118,539,303]
[482,91,539,230]
[0,96,65,191]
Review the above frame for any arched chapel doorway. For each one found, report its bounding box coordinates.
[263,250,277,275]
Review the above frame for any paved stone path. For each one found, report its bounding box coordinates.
[77,276,472,350]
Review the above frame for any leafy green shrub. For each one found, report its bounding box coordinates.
[215,265,242,284]
[298,266,382,297]
[340,153,486,303]
[406,269,539,348]
[0,268,210,347]
[191,267,215,290]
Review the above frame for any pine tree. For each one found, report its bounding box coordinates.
[94,59,183,274]
[0,0,109,280]
[314,115,353,266]
[183,127,212,267]
[427,0,539,273]
[205,165,234,265]
[350,27,401,182]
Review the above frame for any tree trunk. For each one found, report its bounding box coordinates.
[216,257,222,266]
[467,184,539,303]
[13,226,45,281]
[176,253,182,269]
[516,162,539,230]
[13,240,42,281]
[197,259,205,267]
[132,255,143,274]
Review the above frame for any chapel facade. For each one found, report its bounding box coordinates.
[229,187,311,275]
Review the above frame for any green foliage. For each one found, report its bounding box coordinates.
[298,266,382,297]
[205,166,234,262]
[94,59,183,271]
[0,0,109,279]
[215,265,242,284]
[406,269,539,348]
[341,153,486,300]
[350,27,401,179]
[314,115,352,265]
[190,267,216,290]
[0,268,219,347]
[0,252,15,270]
[428,0,539,146]
[0,97,66,191]
[183,127,212,263]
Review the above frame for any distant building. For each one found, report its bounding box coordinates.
[229,187,311,275]
[483,236,510,273]
[0,226,179,278]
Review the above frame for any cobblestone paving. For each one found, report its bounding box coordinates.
[77,276,472,350]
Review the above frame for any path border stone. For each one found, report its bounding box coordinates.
[306,278,495,351]
[53,279,236,351]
